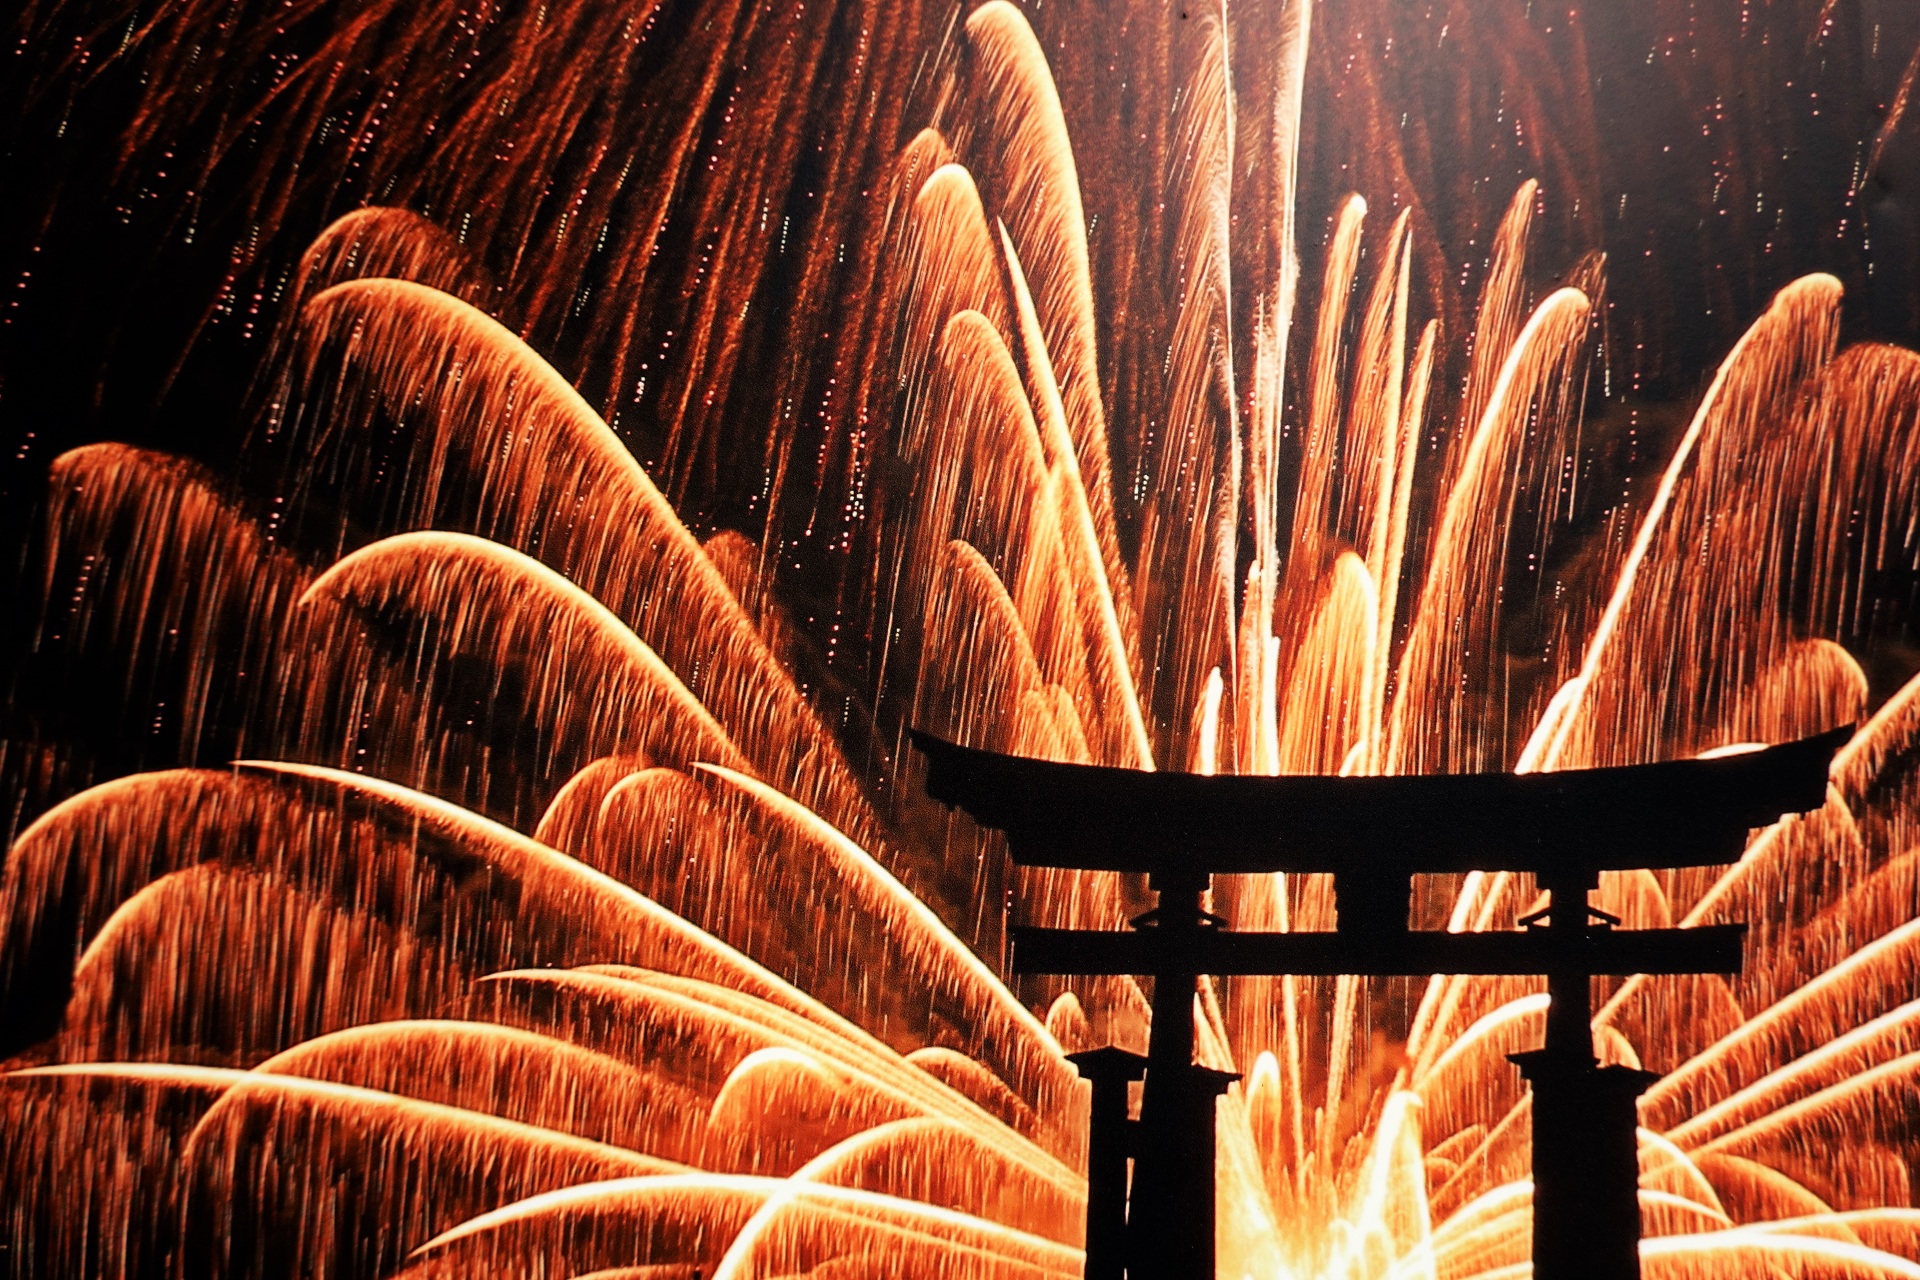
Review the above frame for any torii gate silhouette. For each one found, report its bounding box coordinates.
[912,725,1850,1280]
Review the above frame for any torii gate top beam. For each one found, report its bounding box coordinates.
[911,726,1847,878]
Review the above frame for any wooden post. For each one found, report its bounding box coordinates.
[1131,872,1206,1280]
[1510,872,1659,1280]
[1068,1046,1148,1280]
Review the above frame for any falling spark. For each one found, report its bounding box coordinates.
[5,2,1920,1279]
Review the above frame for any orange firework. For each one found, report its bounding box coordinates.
[4,2,1920,1279]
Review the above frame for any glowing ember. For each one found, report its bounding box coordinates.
[3,1,1920,1278]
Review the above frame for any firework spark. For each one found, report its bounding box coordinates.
[4,1,1920,1278]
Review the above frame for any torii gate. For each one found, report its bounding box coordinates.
[912,726,1849,1280]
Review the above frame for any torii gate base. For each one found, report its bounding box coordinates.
[1068,1047,1148,1280]
[1070,1044,1236,1280]
[1069,973,1664,1280]
[1513,1049,1660,1280]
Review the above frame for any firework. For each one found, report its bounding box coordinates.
[3,1,1920,1278]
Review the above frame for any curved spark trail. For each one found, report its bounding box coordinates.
[4,1,1920,1278]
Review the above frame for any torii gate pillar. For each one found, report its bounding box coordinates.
[1068,1046,1148,1280]
[1511,912,1661,1280]
[1512,1052,1658,1280]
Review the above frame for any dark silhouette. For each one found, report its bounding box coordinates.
[1066,1047,1150,1280]
[913,725,1850,1280]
